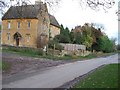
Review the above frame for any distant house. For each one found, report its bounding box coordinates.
[1,1,60,48]
[71,25,82,33]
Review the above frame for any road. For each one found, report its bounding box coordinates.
[3,54,119,88]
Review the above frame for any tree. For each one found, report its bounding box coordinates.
[77,0,115,11]
[69,32,75,43]
[0,0,115,15]
[55,34,71,43]
[81,23,93,49]
[0,25,1,30]
[110,37,117,51]
[60,24,64,34]
[73,32,83,44]
[98,36,114,53]
[54,25,71,43]
[91,27,103,51]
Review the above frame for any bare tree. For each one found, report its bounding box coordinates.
[78,0,115,11]
[0,0,116,15]
[0,0,8,14]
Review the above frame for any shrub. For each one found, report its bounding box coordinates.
[48,40,64,51]
[55,44,64,51]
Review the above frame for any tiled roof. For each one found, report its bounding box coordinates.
[2,5,60,28]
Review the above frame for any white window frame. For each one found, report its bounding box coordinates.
[28,21,31,29]
[18,22,20,29]
[8,21,11,29]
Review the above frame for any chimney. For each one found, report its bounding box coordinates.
[35,0,43,5]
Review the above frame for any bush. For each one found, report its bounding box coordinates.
[48,40,64,51]
[55,44,64,51]
[48,40,57,49]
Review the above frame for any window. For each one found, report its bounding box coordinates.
[7,33,10,41]
[26,34,30,42]
[28,21,30,28]
[18,22,20,29]
[8,21,11,29]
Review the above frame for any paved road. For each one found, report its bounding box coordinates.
[3,54,119,88]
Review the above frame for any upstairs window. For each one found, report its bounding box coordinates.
[26,34,30,42]
[18,22,20,29]
[28,21,31,28]
[8,21,11,29]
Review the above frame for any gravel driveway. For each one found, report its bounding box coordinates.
[2,52,69,79]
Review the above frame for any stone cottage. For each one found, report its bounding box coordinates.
[1,1,60,48]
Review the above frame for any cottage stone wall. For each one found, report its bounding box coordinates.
[37,3,50,37]
[50,25,60,38]
[2,19,38,47]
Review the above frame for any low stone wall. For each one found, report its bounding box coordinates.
[59,43,89,56]
[61,50,91,57]
[60,43,86,51]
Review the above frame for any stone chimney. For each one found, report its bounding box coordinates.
[35,0,43,5]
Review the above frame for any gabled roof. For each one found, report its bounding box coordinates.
[2,5,60,28]
[49,14,60,28]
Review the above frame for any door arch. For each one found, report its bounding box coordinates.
[13,32,22,46]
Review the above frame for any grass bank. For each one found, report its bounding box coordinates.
[73,64,119,88]
[2,46,117,60]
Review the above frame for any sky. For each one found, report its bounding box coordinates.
[0,0,119,43]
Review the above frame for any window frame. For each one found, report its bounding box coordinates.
[28,21,31,29]
[8,21,11,29]
[17,21,20,29]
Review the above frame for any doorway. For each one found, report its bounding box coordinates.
[13,32,22,46]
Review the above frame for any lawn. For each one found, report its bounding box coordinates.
[74,64,119,88]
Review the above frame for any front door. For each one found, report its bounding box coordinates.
[13,32,22,47]
[16,38,19,46]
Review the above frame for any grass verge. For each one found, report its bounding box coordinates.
[2,46,117,60]
[73,64,119,88]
